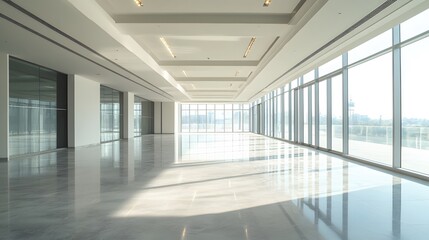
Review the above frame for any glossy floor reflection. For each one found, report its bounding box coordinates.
[1,133,429,239]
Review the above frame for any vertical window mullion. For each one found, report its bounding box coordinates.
[308,86,313,145]
[299,77,304,143]
[327,78,332,150]
[393,25,402,168]
[342,53,349,154]
[315,69,320,147]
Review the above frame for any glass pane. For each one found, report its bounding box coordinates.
[100,86,122,141]
[401,8,429,41]
[189,109,198,132]
[303,70,315,84]
[275,95,282,138]
[207,109,215,132]
[348,53,392,165]
[243,110,249,132]
[401,37,429,173]
[233,110,242,132]
[303,88,309,144]
[319,81,327,148]
[319,56,342,77]
[349,29,392,64]
[215,109,224,132]
[9,58,66,155]
[332,75,343,152]
[181,110,189,133]
[225,110,233,132]
[284,92,290,140]
[198,109,206,132]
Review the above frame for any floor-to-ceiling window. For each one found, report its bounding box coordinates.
[134,97,142,137]
[249,7,429,177]
[401,9,429,174]
[348,52,392,165]
[331,74,343,152]
[100,86,122,142]
[319,80,328,148]
[180,104,249,133]
[9,57,67,156]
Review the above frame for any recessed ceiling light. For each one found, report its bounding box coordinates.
[263,0,272,7]
[243,37,256,58]
[182,70,188,77]
[134,0,143,7]
[160,37,176,58]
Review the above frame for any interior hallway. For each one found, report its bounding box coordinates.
[0,133,428,240]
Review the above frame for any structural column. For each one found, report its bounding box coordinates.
[0,53,9,160]
[68,75,100,147]
[154,102,176,134]
[123,92,134,139]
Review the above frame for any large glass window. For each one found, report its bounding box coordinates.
[303,87,309,144]
[348,53,392,165]
[248,7,429,177]
[284,91,290,140]
[319,56,342,77]
[180,104,249,133]
[9,57,67,156]
[401,35,429,173]
[331,75,343,152]
[400,8,429,41]
[100,86,123,142]
[319,80,328,148]
[134,97,142,136]
[348,29,392,64]
[274,95,283,138]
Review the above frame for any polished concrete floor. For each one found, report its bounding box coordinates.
[1,133,429,239]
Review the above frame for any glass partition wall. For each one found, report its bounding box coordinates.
[250,8,429,176]
[133,97,154,136]
[100,86,123,142]
[9,57,68,156]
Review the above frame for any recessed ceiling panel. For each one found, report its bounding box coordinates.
[136,35,278,61]
[97,0,302,14]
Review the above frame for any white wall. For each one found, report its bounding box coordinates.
[154,102,176,134]
[161,102,175,134]
[123,92,134,139]
[0,53,9,159]
[68,75,100,147]
[154,102,162,134]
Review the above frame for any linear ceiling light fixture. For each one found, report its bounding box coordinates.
[263,0,272,7]
[243,37,256,58]
[182,70,188,77]
[160,37,176,58]
[134,0,143,7]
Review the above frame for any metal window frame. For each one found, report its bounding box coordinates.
[393,25,402,168]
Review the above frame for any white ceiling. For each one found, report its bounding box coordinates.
[0,0,427,102]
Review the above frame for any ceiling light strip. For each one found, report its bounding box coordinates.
[134,0,143,7]
[263,0,272,7]
[243,37,256,58]
[160,37,176,58]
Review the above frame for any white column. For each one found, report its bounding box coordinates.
[68,75,101,147]
[123,92,134,139]
[0,53,9,160]
[161,102,176,134]
[154,102,162,134]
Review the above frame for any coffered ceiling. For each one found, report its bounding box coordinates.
[94,0,322,102]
